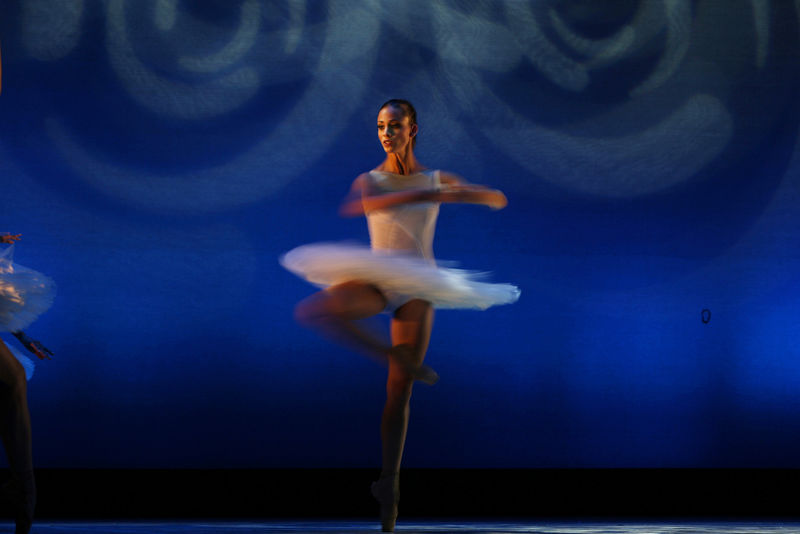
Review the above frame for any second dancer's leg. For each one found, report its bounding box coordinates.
[0,339,35,534]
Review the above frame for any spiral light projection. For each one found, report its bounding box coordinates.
[21,0,84,61]
[522,0,692,97]
[283,0,306,54]
[750,0,770,69]
[106,0,261,120]
[486,94,733,198]
[177,0,262,74]
[627,0,692,98]
[39,0,785,208]
[429,5,521,74]
[430,0,734,198]
[548,9,636,70]
[48,0,379,214]
[503,2,591,92]
[155,0,178,31]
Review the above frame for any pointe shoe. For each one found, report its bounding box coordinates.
[389,344,439,386]
[370,474,399,532]
[0,472,35,534]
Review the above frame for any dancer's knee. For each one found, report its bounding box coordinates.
[294,292,334,326]
[295,284,385,325]
[386,375,413,402]
[294,297,320,326]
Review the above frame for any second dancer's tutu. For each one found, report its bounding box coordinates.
[281,241,519,310]
[0,244,56,333]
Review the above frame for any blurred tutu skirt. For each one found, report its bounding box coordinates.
[0,244,56,333]
[280,242,520,310]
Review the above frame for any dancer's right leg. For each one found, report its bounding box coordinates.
[294,281,390,361]
[372,299,434,532]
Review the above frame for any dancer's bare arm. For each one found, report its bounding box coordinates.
[340,172,507,217]
[1,234,21,244]
[12,331,53,360]
[436,172,508,209]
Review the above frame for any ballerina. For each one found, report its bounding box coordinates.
[281,99,519,532]
[0,233,55,534]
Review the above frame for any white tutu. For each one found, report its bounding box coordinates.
[0,245,56,332]
[280,242,520,310]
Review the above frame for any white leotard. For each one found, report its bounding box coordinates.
[365,170,440,260]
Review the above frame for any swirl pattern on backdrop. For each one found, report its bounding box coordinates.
[42,0,379,213]
[14,0,795,208]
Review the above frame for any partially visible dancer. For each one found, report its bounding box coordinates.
[282,99,519,532]
[0,233,55,534]
[0,44,57,534]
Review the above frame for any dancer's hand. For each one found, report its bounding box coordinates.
[438,173,508,210]
[438,184,508,210]
[26,338,54,360]
[12,331,53,360]
[0,234,21,244]
[483,189,508,210]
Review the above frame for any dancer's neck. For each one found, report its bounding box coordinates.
[379,151,424,175]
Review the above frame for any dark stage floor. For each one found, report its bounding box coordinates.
[24,469,800,520]
[3,521,799,534]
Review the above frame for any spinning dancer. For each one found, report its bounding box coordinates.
[281,99,519,532]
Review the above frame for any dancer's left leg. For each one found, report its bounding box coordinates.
[382,299,433,476]
[372,299,433,532]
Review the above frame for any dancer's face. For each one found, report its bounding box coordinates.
[377,106,416,154]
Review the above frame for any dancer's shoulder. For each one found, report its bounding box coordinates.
[350,172,373,192]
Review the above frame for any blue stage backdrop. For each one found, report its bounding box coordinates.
[0,1,799,468]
